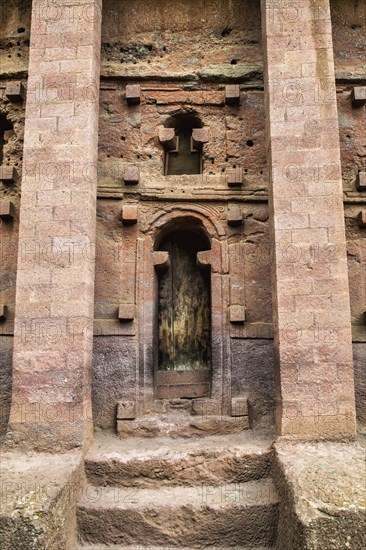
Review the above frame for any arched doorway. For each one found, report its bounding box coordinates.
[155,227,211,398]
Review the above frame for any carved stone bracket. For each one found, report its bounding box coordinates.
[5,81,25,102]
[229,305,246,324]
[0,201,16,221]
[356,172,366,191]
[227,205,243,226]
[351,86,366,106]
[357,211,366,228]
[191,128,209,150]
[225,84,240,105]
[158,128,178,151]
[121,204,138,225]
[117,400,136,420]
[124,165,140,185]
[227,168,243,187]
[153,251,170,272]
[0,166,17,183]
[118,304,135,321]
[0,304,8,322]
[125,84,141,105]
[197,240,221,273]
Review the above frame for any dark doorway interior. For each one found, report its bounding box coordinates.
[156,229,211,398]
[165,114,202,176]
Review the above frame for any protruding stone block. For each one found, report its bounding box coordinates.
[125,84,141,105]
[117,400,136,420]
[121,204,138,225]
[231,397,248,417]
[0,304,8,322]
[229,305,246,324]
[0,166,17,183]
[159,128,178,151]
[227,205,243,226]
[191,128,209,150]
[356,172,366,191]
[225,84,240,105]
[191,398,222,416]
[124,165,140,185]
[153,251,170,271]
[357,211,366,228]
[196,250,212,268]
[227,168,243,187]
[5,81,25,102]
[3,130,14,142]
[118,304,135,321]
[0,201,16,221]
[351,86,366,106]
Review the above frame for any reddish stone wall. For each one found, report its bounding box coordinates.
[0,0,31,437]
[0,0,364,437]
[0,0,31,76]
[330,0,366,76]
[101,0,262,76]
[92,0,275,427]
[5,0,102,451]
[331,0,366,427]
[262,0,356,437]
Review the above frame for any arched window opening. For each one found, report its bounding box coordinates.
[157,228,211,375]
[164,114,203,176]
[0,114,13,166]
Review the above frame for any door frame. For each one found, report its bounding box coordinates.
[136,205,231,415]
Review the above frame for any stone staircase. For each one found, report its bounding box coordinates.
[76,429,279,549]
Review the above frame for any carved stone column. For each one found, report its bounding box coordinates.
[6,0,102,450]
[261,0,356,437]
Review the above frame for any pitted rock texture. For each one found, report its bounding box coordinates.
[0,0,31,77]
[77,479,279,548]
[101,0,262,79]
[274,437,366,550]
[85,429,274,488]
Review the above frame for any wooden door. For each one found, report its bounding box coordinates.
[157,231,211,398]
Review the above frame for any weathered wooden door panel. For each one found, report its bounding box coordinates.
[156,370,210,399]
[157,231,211,395]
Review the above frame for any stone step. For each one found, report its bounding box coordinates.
[117,412,249,439]
[85,430,274,488]
[77,479,279,548]
[78,545,275,549]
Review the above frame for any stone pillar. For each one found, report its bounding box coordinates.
[6,0,102,450]
[261,0,356,437]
